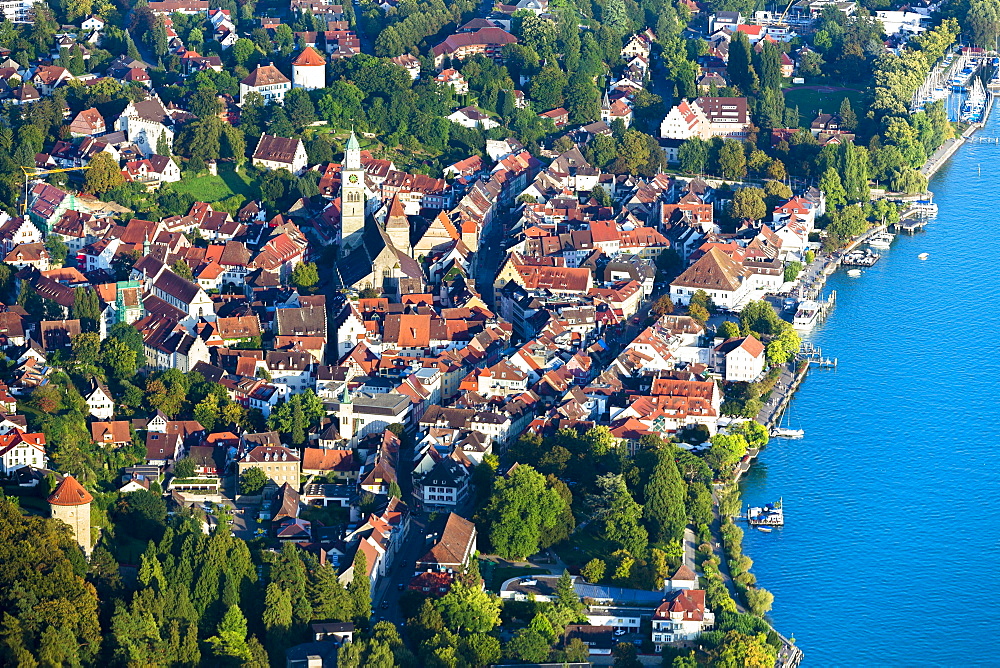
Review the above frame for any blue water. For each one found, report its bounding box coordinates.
[739,113,1000,665]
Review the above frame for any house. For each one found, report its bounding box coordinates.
[565,625,616,656]
[91,421,132,448]
[538,107,569,127]
[237,445,301,492]
[5,242,50,271]
[240,63,291,104]
[146,431,182,466]
[84,378,115,419]
[446,106,500,130]
[660,97,750,140]
[39,319,81,351]
[417,457,470,509]
[714,335,765,381]
[69,108,106,136]
[81,15,105,31]
[391,54,420,79]
[669,247,751,310]
[434,68,468,94]
[650,589,714,650]
[0,432,46,473]
[431,27,517,67]
[414,512,477,573]
[252,133,308,174]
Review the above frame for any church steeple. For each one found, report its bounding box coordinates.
[340,129,366,255]
[345,130,361,170]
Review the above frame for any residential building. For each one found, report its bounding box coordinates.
[240,63,291,104]
[252,133,308,174]
[714,334,765,381]
[237,445,302,492]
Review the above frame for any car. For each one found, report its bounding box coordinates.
[397,583,405,590]
[614,629,626,636]
[380,601,389,609]
[632,639,642,646]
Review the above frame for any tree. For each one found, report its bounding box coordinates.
[71,331,101,365]
[717,140,747,180]
[173,457,196,479]
[679,137,709,174]
[643,447,688,543]
[713,631,776,668]
[503,628,550,663]
[482,465,569,559]
[597,474,648,556]
[688,303,709,324]
[613,640,642,668]
[240,466,267,495]
[581,558,605,583]
[85,152,125,193]
[459,633,501,667]
[263,582,293,656]
[436,582,501,633]
[115,490,168,541]
[968,0,1000,47]
[717,321,741,339]
[730,187,766,221]
[651,295,674,316]
[348,551,371,622]
[172,258,194,280]
[783,261,803,283]
[291,262,319,292]
[745,587,774,616]
[45,234,68,266]
[207,605,252,661]
[101,338,137,381]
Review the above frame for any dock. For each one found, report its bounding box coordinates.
[841,248,880,267]
[747,500,784,526]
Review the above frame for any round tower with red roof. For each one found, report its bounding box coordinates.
[292,46,326,91]
[47,475,93,556]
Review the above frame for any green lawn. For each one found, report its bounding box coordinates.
[170,163,256,203]
[783,86,866,120]
[555,524,615,570]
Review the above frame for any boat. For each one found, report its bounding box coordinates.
[847,269,862,277]
[772,406,804,438]
[918,252,929,260]
[757,526,773,533]
[842,248,880,267]
[792,299,822,330]
[867,231,895,249]
[961,78,986,122]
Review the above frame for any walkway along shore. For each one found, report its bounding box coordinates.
[922,91,994,177]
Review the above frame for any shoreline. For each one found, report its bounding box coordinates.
[723,89,988,666]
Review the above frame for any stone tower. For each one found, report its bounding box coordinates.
[340,130,366,256]
[48,475,93,556]
[384,194,411,255]
[292,46,326,90]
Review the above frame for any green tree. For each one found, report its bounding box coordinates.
[348,550,371,623]
[503,628,550,663]
[717,321,741,339]
[207,605,252,661]
[85,151,125,193]
[597,474,648,556]
[239,466,268,495]
[173,457,196,479]
[435,582,501,633]
[643,447,688,543]
[45,234,68,266]
[263,582,293,657]
[482,465,569,559]
[291,262,319,292]
[730,187,767,221]
[717,139,747,180]
[581,558,606,583]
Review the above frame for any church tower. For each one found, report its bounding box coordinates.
[340,131,366,256]
[48,475,93,556]
[384,194,411,256]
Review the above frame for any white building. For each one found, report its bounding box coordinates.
[252,133,308,174]
[240,63,291,105]
[651,588,715,651]
[660,97,750,141]
[670,247,752,310]
[0,432,46,473]
[115,98,174,158]
[292,46,326,90]
[0,0,36,23]
[714,335,765,382]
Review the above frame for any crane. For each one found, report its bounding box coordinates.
[20,165,91,217]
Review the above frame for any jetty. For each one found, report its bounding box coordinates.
[841,248,880,267]
[747,500,784,526]
[799,342,837,368]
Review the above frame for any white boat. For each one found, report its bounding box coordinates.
[867,232,895,249]
[792,299,822,330]
[771,427,805,439]
[847,269,862,277]
[918,252,929,260]
[757,526,773,533]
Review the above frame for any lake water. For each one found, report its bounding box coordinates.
[738,111,1000,665]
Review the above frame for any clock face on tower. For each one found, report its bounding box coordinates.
[348,174,359,184]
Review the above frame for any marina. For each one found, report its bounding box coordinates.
[866,231,895,249]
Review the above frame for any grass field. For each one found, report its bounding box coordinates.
[170,163,256,203]
[483,564,547,592]
[783,86,866,120]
